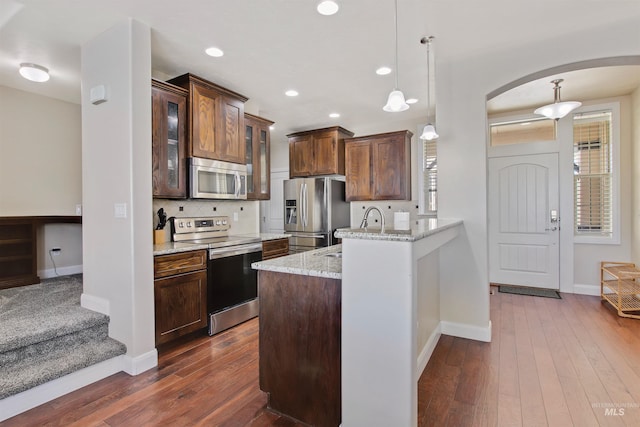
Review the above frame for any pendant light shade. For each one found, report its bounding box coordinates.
[419,36,438,140]
[384,89,410,112]
[383,0,409,112]
[420,123,438,141]
[534,79,581,120]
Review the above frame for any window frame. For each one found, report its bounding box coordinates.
[418,124,438,216]
[572,102,620,245]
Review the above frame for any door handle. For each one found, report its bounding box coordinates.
[545,226,558,231]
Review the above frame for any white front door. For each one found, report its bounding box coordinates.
[489,153,560,289]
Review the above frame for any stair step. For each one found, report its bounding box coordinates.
[0,336,126,399]
[0,305,109,354]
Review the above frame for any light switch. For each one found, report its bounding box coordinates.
[114,203,127,218]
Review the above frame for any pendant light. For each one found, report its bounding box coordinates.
[419,36,438,140]
[534,79,581,120]
[383,0,409,112]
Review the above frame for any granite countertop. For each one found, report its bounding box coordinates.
[334,218,463,242]
[252,245,342,280]
[153,233,290,256]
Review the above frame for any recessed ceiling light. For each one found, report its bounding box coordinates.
[205,47,224,57]
[406,98,418,104]
[285,90,299,97]
[19,63,49,82]
[376,67,392,76]
[269,125,275,130]
[329,113,340,118]
[317,1,339,15]
[520,122,531,126]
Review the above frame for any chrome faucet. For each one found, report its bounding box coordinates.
[360,206,385,232]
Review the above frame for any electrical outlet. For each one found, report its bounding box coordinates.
[51,247,61,256]
[75,204,82,215]
[233,212,239,221]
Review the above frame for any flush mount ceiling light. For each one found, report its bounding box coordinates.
[383,0,409,112]
[419,36,439,140]
[19,63,49,82]
[534,78,581,120]
[376,66,392,76]
[205,47,224,57]
[329,112,340,118]
[285,89,299,97]
[317,0,339,15]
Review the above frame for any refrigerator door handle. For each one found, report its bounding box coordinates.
[299,183,305,228]
[303,183,308,227]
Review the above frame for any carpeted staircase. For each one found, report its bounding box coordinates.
[0,275,126,400]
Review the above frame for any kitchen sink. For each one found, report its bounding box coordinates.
[322,252,342,258]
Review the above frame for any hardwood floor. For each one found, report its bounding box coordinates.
[6,288,640,426]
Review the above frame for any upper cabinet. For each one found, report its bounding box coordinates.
[168,73,249,165]
[287,126,354,178]
[245,113,274,200]
[152,79,188,199]
[345,130,412,201]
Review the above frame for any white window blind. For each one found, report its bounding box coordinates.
[423,139,437,213]
[573,111,612,237]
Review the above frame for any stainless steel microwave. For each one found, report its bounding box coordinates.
[189,157,247,200]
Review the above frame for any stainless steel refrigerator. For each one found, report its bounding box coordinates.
[284,177,350,253]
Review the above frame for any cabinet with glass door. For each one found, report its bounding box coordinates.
[245,113,274,200]
[152,79,188,198]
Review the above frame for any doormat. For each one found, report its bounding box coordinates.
[498,285,561,299]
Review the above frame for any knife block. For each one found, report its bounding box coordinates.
[153,229,166,245]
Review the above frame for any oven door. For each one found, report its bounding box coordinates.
[207,243,262,315]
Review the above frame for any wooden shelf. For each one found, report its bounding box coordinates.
[600,261,640,319]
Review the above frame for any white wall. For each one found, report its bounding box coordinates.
[81,19,156,373]
[0,85,84,275]
[632,86,640,267]
[436,18,640,330]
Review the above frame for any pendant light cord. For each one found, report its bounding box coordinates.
[421,36,435,123]
[394,0,399,89]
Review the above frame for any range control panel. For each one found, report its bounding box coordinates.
[171,216,230,241]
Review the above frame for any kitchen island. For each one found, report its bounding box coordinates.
[336,218,462,427]
[252,245,342,427]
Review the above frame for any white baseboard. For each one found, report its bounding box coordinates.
[0,355,124,422]
[38,264,83,279]
[416,324,442,377]
[573,283,601,296]
[81,293,110,316]
[122,349,158,376]
[441,320,492,343]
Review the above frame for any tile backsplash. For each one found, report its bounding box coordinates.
[350,200,434,229]
[152,199,259,240]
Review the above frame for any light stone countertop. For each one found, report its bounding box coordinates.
[252,245,342,280]
[334,218,463,242]
[153,233,290,256]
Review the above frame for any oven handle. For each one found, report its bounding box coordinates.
[287,233,326,239]
[209,243,263,260]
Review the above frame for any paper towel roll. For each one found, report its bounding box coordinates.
[394,211,410,230]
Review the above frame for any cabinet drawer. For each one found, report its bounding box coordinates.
[154,250,207,279]
[262,238,290,260]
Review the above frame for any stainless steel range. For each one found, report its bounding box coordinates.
[171,216,262,336]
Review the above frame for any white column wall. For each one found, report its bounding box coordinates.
[437,17,640,331]
[81,19,156,373]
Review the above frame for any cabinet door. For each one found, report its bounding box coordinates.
[313,131,338,175]
[190,83,220,159]
[152,85,187,198]
[345,141,373,201]
[372,135,409,200]
[246,115,272,200]
[289,135,314,177]
[217,95,246,164]
[154,270,207,345]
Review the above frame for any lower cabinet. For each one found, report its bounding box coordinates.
[153,250,207,346]
[262,238,290,260]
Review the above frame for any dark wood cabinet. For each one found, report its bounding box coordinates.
[152,79,188,199]
[261,238,289,260]
[345,130,412,201]
[258,270,341,426]
[168,73,248,165]
[153,250,208,345]
[287,126,354,178]
[245,113,274,200]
